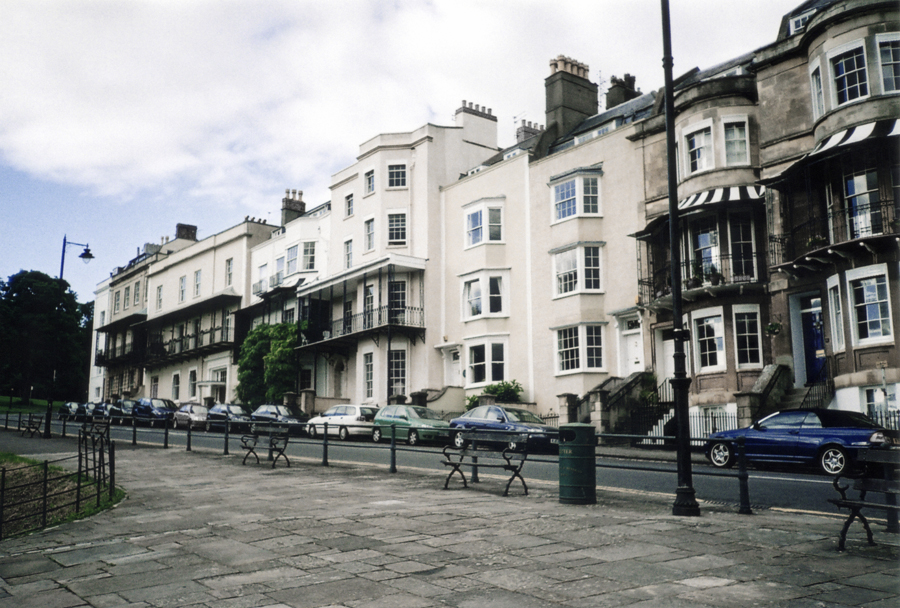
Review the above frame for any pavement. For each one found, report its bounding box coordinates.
[0,430,897,608]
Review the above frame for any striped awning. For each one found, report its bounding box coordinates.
[809,118,899,157]
[678,185,765,211]
[764,118,900,184]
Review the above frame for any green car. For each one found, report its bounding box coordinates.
[372,405,450,445]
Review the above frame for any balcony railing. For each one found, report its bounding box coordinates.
[771,199,898,265]
[147,326,233,361]
[95,342,142,367]
[269,272,284,288]
[306,305,424,345]
[640,252,766,303]
[252,280,267,295]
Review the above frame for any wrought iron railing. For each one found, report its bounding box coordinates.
[315,306,424,342]
[147,326,233,360]
[798,359,834,411]
[641,252,766,302]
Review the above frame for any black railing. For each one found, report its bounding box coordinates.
[95,342,143,367]
[798,359,834,411]
[642,252,766,302]
[147,326,232,361]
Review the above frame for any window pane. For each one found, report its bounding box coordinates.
[470,344,486,383]
[686,127,712,173]
[881,40,900,92]
[466,280,482,316]
[388,165,406,188]
[556,249,578,294]
[467,210,483,246]
[586,326,602,368]
[829,285,845,349]
[695,315,724,368]
[491,343,504,381]
[489,277,502,313]
[583,177,598,213]
[554,180,576,220]
[303,242,315,269]
[832,47,868,104]
[811,68,825,118]
[365,219,374,250]
[558,327,579,371]
[388,214,406,244]
[389,350,406,395]
[584,247,600,290]
[488,208,502,241]
[843,155,883,238]
[724,122,748,165]
[853,275,892,340]
[735,312,760,365]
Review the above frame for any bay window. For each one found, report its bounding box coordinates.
[733,305,761,368]
[684,122,713,174]
[692,308,725,372]
[830,43,868,105]
[287,245,298,275]
[879,35,900,93]
[553,244,603,296]
[467,340,506,386]
[846,264,893,346]
[462,270,507,319]
[466,203,503,247]
[550,171,602,222]
[555,324,604,373]
[723,119,748,166]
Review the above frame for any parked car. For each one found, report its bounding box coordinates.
[307,405,378,441]
[249,404,309,435]
[173,403,208,430]
[90,402,109,419]
[108,399,138,425]
[133,398,178,428]
[705,409,900,475]
[449,405,559,452]
[57,401,80,421]
[206,404,251,432]
[73,402,102,421]
[372,405,450,445]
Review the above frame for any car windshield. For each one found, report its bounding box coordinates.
[227,406,247,415]
[151,399,175,410]
[409,407,442,420]
[360,408,378,418]
[505,408,545,424]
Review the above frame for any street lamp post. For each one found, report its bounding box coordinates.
[59,234,94,280]
[661,0,700,517]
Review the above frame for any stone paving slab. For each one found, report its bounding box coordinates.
[0,430,898,607]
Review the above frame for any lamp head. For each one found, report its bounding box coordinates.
[79,247,94,264]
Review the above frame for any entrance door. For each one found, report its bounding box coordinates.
[799,295,825,385]
[620,318,644,375]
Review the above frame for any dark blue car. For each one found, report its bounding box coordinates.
[449,405,558,452]
[705,409,899,475]
[133,398,177,428]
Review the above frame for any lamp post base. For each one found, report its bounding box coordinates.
[673,486,701,516]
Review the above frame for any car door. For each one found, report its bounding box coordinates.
[329,406,348,435]
[743,411,807,462]
[393,406,411,440]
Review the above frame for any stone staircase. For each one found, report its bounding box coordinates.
[780,386,811,411]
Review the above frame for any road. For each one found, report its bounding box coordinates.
[39,417,845,516]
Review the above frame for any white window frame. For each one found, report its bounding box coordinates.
[172,372,180,401]
[123,286,130,310]
[789,10,815,36]
[549,173,602,224]
[465,336,508,388]
[363,351,374,399]
[554,323,605,375]
[845,263,893,347]
[345,193,354,217]
[691,306,726,373]
[809,58,825,120]
[364,170,375,195]
[364,218,375,251]
[178,276,186,303]
[188,368,198,398]
[194,269,201,297]
[877,33,900,94]
[464,198,504,248]
[286,245,298,275]
[826,274,845,351]
[344,239,353,269]
[732,304,762,370]
[388,348,407,397]
[551,243,604,298]
[156,285,163,311]
[387,164,407,188]
[722,115,749,166]
[460,269,509,320]
[682,119,714,175]
[303,242,316,270]
[828,40,869,107]
[387,212,407,246]
[114,290,121,313]
[225,258,233,286]
[134,281,141,306]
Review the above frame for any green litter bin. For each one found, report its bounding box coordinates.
[558,423,597,504]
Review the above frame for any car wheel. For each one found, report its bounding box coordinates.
[709,442,734,468]
[372,428,382,443]
[407,430,419,446]
[339,426,350,441]
[308,425,317,439]
[452,431,466,449]
[820,446,848,475]
[173,418,179,429]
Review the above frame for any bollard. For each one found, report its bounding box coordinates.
[44,405,52,438]
[109,440,116,500]
[737,436,752,515]
[322,422,329,466]
[223,420,230,455]
[132,416,137,446]
[471,437,480,484]
[268,424,274,462]
[186,423,192,451]
[61,415,67,438]
[164,421,169,448]
[390,424,397,473]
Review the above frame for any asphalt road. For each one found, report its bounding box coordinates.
[35,417,845,516]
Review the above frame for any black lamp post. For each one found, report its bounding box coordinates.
[59,234,94,280]
[661,0,700,517]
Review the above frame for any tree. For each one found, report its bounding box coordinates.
[235,323,299,407]
[0,271,93,403]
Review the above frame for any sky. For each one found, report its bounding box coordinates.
[0,0,803,303]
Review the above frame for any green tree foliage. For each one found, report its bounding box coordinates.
[0,271,93,403]
[235,323,298,407]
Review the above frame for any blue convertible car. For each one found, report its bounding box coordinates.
[705,409,898,475]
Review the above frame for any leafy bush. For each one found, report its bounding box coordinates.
[483,380,523,403]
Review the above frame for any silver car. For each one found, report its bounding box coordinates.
[307,405,378,441]
[173,403,208,430]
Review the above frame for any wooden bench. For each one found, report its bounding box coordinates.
[20,413,44,438]
[828,447,900,551]
[441,431,529,496]
[241,428,290,468]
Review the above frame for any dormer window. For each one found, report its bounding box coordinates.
[789,10,814,36]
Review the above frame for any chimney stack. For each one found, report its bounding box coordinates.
[281,189,305,225]
[516,119,544,143]
[175,223,198,241]
[606,73,641,110]
[545,55,598,138]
